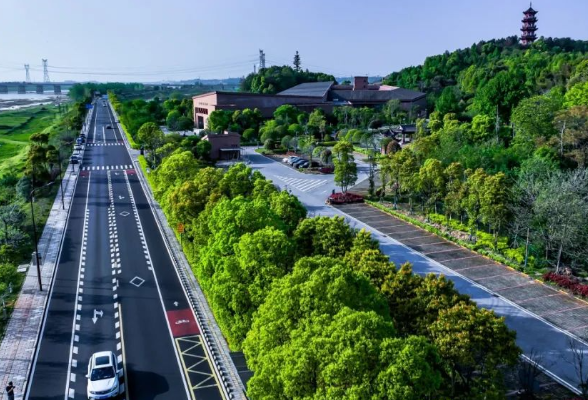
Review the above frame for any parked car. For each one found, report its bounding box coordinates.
[86,351,122,399]
[70,156,80,165]
[297,161,310,169]
[292,159,307,168]
[287,156,301,164]
[106,125,112,129]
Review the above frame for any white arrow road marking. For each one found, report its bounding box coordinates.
[92,309,104,324]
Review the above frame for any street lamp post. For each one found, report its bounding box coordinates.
[29,181,54,291]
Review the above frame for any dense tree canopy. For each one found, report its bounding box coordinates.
[240,65,335,94]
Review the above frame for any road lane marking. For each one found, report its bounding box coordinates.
[119,303,129,400]
[122,170,193,399]
[64,171,91,399]
[92,104,98,143]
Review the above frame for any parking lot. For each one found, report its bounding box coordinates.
[335,203,588,340]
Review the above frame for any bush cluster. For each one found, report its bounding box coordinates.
[543,272,588,297]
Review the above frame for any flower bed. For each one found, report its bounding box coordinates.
[543,272,588,297]
[326,192,364,205]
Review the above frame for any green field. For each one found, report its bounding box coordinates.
[0,106,60,177]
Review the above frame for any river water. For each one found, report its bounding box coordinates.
[0,92,69,111]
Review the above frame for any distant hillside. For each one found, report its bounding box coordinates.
[383,36,588,117]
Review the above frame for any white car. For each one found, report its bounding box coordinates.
[86,351,122,399]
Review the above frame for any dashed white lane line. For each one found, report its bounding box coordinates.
[107,170,125,377]
[65,173,91,395]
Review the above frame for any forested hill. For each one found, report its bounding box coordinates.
[240,65,335,94]
[383,36,588,117]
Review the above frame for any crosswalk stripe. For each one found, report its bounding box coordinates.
[274,175,328,192]
[81,165,134,171]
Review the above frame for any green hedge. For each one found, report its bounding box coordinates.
[119,121,140,149]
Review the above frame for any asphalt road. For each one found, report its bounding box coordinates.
[241,145,588,394]
[27,102,223,399]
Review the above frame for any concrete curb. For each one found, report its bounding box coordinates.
[109,103,247,400]
[0,108,92,400]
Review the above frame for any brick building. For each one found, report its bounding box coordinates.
[193,77,426,129]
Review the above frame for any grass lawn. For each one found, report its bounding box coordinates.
[0,106,60,177]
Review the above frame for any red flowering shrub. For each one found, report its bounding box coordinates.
[543,272,588,297]
[326,192,364,205]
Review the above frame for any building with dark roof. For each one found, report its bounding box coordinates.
[192,76,426,129]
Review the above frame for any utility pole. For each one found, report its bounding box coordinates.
[42,59,50,83]
[559,121,566,156]
[495,104,500,141]
[253,64,256,74]
[24,64,31,83]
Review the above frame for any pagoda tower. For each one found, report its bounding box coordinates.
[520,3,538,46]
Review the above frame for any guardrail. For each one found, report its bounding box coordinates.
[107,101,247,400]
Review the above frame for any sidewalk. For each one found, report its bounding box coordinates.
[111,104,247,399]
[0,111,91,399]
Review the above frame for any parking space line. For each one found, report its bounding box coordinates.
[541,304,588,317]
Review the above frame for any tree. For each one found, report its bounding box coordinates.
[137,122,164,150]
[293,216,355,258]
[0,263,18,293]
[436,86,461,115]
[274,105,301,126]
[469,114,494,142]
[151,151,201,199]
[166,109,181,131]
[195,140,211,160]
[307,109,327,140]
[564,81,588,108]
[473,70,527,122]
[375,336,443,400]
[242,256,390,377]
[429,303,520,398]
[554,106,588,167]
[293,51,301,72]
[332,140,357,193]
[512,94,561,149]
[461,168,488,236]
[164,167,224,230]
[209,227,294,349]
[444,162,465,225]
[268,191,307,234]
[480,172,509,246]
[418,158,446,214]
[383,99,402,124]
[207,110,232,132]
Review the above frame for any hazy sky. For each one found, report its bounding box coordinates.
[0,0,586,82]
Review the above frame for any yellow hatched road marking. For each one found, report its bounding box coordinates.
[175,335,225,397]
